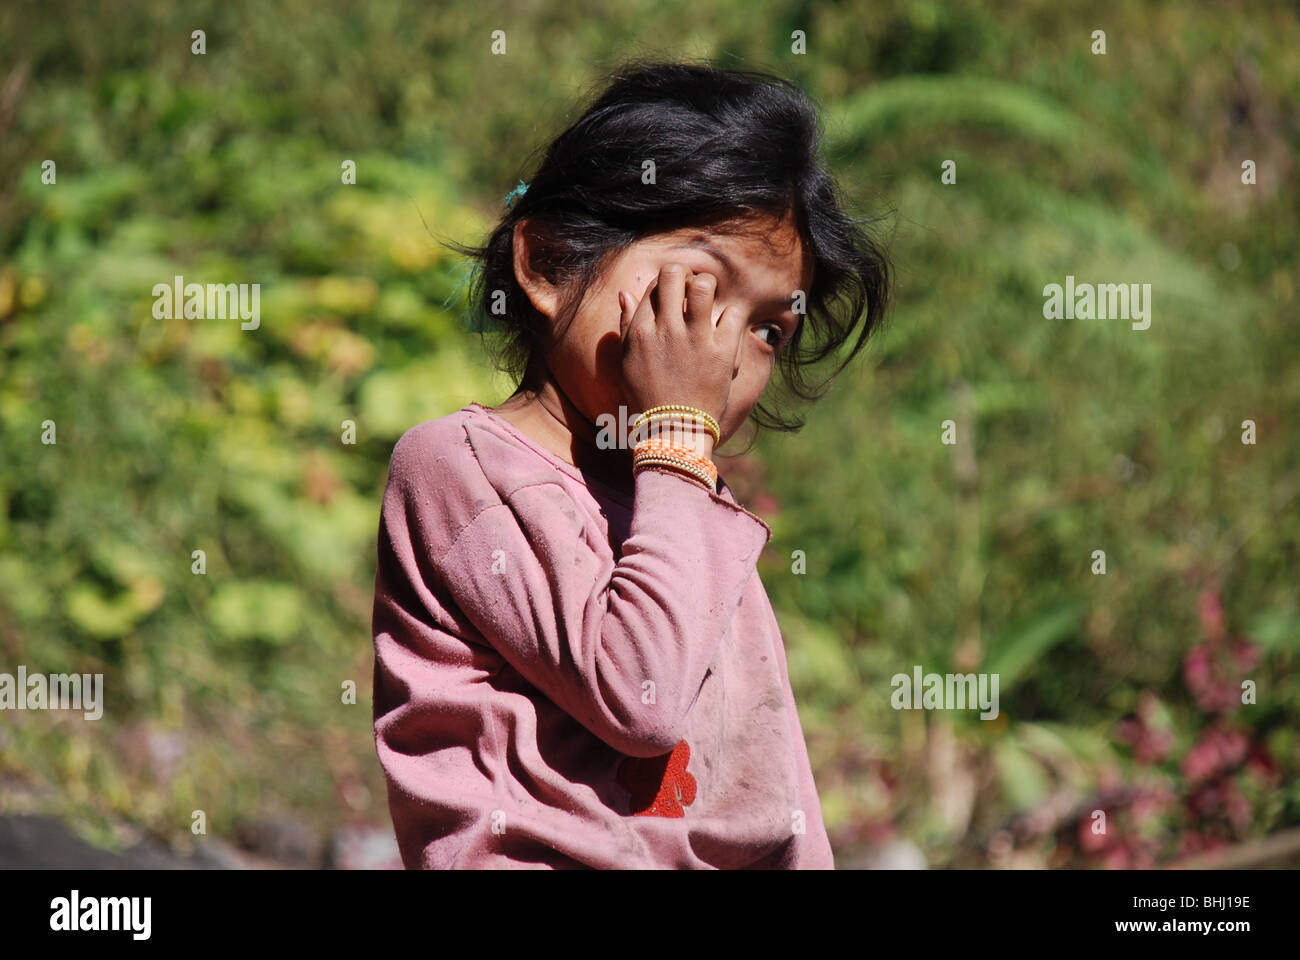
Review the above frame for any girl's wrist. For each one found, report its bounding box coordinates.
[632,415,717,457]
[629,408,720,491]
[637,463,715,492]
[631,406,720,446]
[632,431,718,490]
[662,427,715,459]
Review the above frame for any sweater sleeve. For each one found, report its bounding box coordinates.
[432,464,771,759]
[766,610,836,869]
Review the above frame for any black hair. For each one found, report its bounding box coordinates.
[446,58,893,432]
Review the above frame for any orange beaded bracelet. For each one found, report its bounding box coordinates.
[631,405,721,445]
[632,436,718,490]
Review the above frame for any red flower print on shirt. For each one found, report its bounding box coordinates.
[617,738,697,817]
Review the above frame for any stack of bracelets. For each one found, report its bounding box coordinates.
[630,404,721,492]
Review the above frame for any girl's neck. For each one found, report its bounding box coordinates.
[488,373,637,498]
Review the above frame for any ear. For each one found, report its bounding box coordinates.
[512,218,561,322]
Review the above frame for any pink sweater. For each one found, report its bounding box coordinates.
[370,403,834,868]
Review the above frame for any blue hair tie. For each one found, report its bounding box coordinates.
[504,180,529,211]
[440,181,528,334]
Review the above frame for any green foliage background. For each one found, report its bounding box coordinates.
[1,0,1297,866]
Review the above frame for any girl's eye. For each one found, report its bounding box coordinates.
[754,323,786,347]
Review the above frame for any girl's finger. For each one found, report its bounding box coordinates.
[618,289,635,341]
[653,263,689,332]
[683,271,717,329]
[713,302,748,362]
[626,277,656,338]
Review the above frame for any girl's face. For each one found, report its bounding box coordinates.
[520,212,811,446]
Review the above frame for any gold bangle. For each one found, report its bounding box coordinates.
[629,405,722,447]
[633,412,720,446]
[631,405,721,444]
[634,404,720,431]
[635,462,714,492]
[634,458,717,487]
[633,456,716,491]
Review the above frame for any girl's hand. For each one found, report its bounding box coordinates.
[617,263,747,454]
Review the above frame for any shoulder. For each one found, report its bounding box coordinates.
[383,406,578,535]
[387,409,479,481]
[380,410,501,546]
[390,405,566,485]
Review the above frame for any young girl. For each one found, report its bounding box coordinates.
[371,61,891,869]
